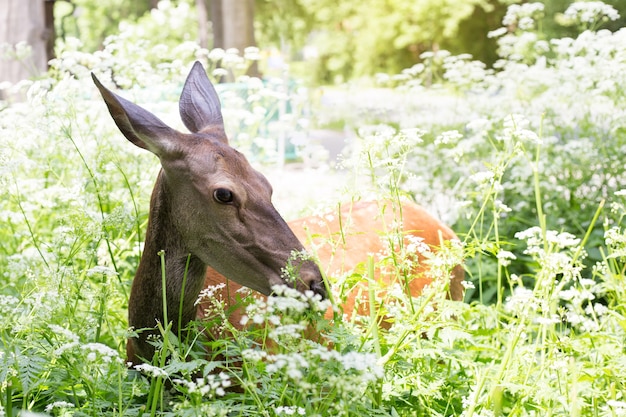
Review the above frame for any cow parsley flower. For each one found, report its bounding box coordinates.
[275,406,306,415]
[502,3,544,28]
[564,1,619,25]
[134,363,168,378]
[45,401,75,413]
[435,130,463,145]
[496,250,517,267]
[82,342,121,364]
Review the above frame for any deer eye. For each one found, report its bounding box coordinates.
[213,188,234,204]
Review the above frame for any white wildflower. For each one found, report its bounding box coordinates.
[564,1,619,24]
[585,303,608,316]
[502,3,544,27]
[435,130,463,145]
[505,287,537,314]
[243,46,260,61]
[269,323,306,339]
[195,283,226,305]
[212,68,229,78]
[488,27,508,38]
[406,234,430,255]
[266,353,308,381]
[461,280,475,289]
[605,400,626,415]
[241,348,268,362]
[45,401,75,413]
[470,170,495,185]
[496,250,517,267]
[134,363,168,378]
[275,406,306,415]
[546,230,580,249]
[49,324,80,356]
[494,199,512,213]
[82,343,120,364]
[208,47,225,62]
[515,129,542,145]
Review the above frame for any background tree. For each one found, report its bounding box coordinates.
[210,0,256,52]
[0,0,53,99]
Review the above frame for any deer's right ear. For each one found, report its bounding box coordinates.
[92,73,180,157]
[178,61,226,141]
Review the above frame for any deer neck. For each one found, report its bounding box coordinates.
[128,170,208,360]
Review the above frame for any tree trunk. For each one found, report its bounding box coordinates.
[211,0,257,77]
[44,0,56,65]
[196,0,210,49]
[220,0,255,53]
[210,0,224,49]
[210,0,256,52]
[0,0,51,100]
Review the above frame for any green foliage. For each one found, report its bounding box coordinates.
[1,1,626,416]
[256,0,495,83]
[54,0,155,51]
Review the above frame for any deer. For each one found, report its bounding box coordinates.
[93,61,464,365]
[92,62,326,365]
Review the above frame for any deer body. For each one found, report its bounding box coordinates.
[93,62,325,364]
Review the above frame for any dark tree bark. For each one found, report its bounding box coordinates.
[44,0,56,64]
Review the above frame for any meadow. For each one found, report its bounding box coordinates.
[1,2,626,416]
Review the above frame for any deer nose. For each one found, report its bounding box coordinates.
[309,279,327,299]
[299,260,326,299]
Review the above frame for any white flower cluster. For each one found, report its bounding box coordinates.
[502,3,545,29]
[266,352,309,380]
[49,324,80,356]
[274,406,306,415]
[133,363,168,378]
[82,342,121,364]
[44,401,75,413]
[515,227,581,255]
[172,372,231,398]
[0,295,19,316]
[195,283,227,306]
[563,1,620,25]
[496,250,517,267]
[241,284,331,328]
[242,342,384,392]
[604,226,626,259]
[504,287,539,315]
[499,114,542,146]
[435,130,463,146]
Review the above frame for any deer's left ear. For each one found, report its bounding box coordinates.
[179,61,227,142]
[92,73,183,158]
